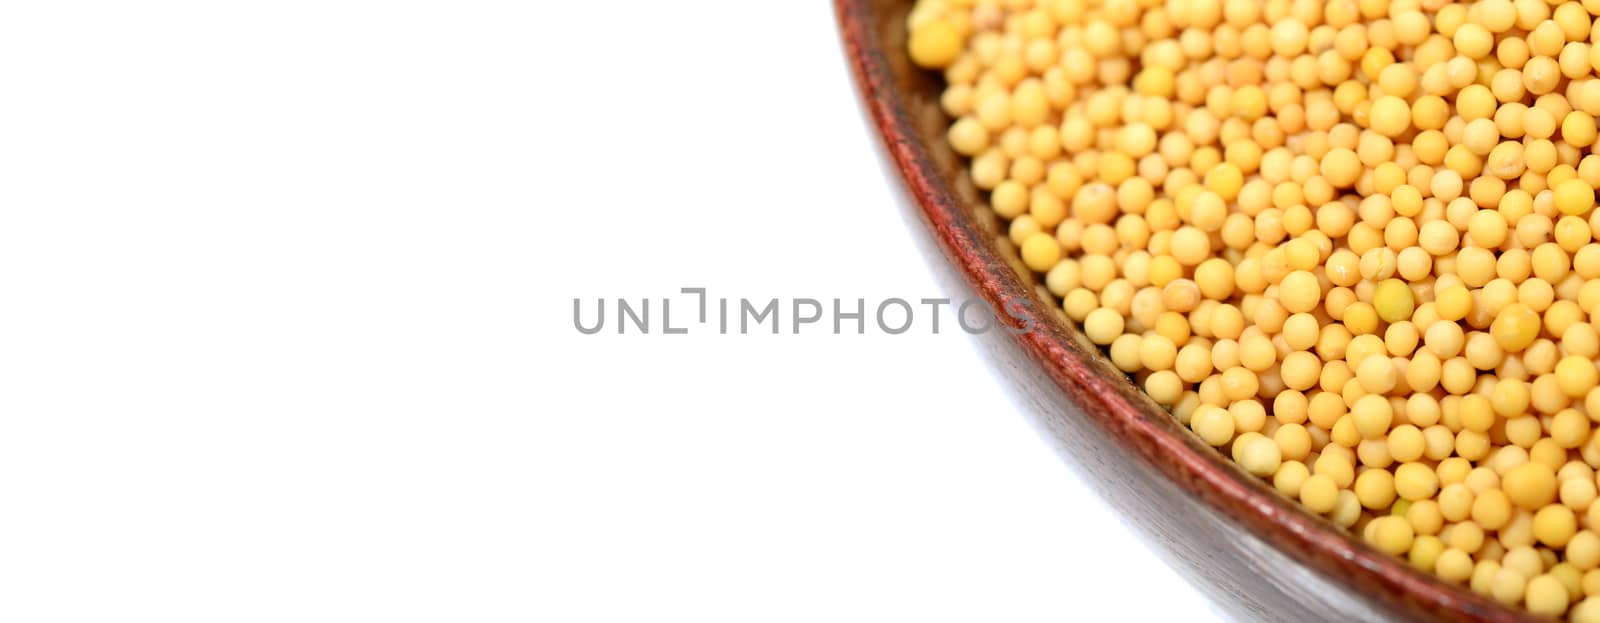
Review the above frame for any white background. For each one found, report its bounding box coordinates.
[0,1,1222,621]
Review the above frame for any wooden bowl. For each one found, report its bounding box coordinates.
[835,1,1542,621]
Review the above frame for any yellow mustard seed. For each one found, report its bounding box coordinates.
[1370,515,1417,555]
[1505,462,1560,510]
[1373,279,1415,323]
[1556,356,1600,398]
[1278,270,1323,313]
[1301,473,1339,514]
[1534,505,1579,547]
[909,20,965,69]
[1558,178,1598,217]
[1237,433,1284,476]
[1492,303,1543,352]
[1528,573,1573,616]
[1020,232,1063,272]
[1192,404,1236,446]
[1370,95,1412,138]
[1084,306,1126,345]
[1397,462,1440,501]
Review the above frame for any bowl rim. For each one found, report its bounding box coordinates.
[834,1,1539,621]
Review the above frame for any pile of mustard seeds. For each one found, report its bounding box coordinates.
[910,0,1600,617]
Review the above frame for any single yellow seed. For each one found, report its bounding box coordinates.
[1491,567,1528,604]
[909,20,964,69]
[1279,270,1322,314]
[1237,435,1283,476]
[1454,23,1494,59]
[1557,355,1600,398]
[1566,112,1599,148]
[1534,505,1579,548]
[1170,226,1211,266]
[1435,285,1472,321]
[1356,469,1398,509]
[1437,549,1475,582]
[1491,303,1542,352]
[1351,394,1393,440]
[1344,302,1378,335]
[1369,515,1415,555]
[1373,279,1414,323]
[1575,598,1600,623]
[1321,148,1363,187]
[1301,474,1339,514]
[1556,178,1596,217]
[1356,355,1397,394]
[1083,307,1125,346]
[1370,96,1412,138]
[1504,462,1559,510]
[1525,573,1569,615]
[1571,532,1600,571]
[1020,232,1062,273]
[1396,462,1439,501]
[1191,404,1235,447]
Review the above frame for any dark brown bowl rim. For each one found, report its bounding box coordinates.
[834,2,1540,621]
